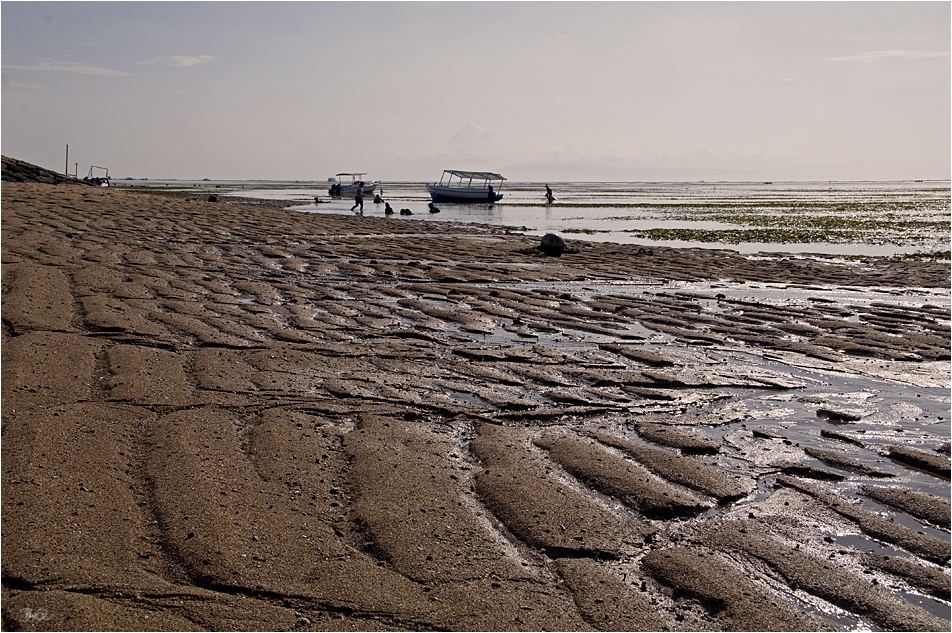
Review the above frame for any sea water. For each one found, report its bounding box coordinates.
[118,179,951,257]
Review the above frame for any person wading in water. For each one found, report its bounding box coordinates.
[351,181,365,213]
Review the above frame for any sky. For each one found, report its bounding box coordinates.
[2,1,949,182]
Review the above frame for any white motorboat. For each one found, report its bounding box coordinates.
[328,173,378,197]
[426,170,505,203]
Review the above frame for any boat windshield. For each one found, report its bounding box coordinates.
[334,173,368,184]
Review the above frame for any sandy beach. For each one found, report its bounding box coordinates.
[2,166,950,631]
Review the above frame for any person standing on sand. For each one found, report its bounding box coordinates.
[351,182,364,213]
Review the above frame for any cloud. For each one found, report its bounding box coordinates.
[531,137,807,176]
[7,81,43,89]
[139,55,218,67]
[540,139,636,165]
[825,50,950,63]
[1,60,132,76]
[447,123,498,146]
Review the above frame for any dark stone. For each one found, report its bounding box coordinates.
[207,195,218,202]
[816,408,863,422]
[539,233,565,256]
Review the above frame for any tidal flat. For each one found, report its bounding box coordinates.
[2,175,950,631]
[117,179,952,259]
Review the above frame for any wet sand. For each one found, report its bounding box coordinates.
[2,180,950,631]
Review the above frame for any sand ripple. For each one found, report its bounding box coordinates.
[2,182,949,630]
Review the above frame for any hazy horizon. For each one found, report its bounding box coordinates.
[106,175,952,184]
[3,2,949,182]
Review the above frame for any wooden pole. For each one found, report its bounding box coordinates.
[65,144,69,175]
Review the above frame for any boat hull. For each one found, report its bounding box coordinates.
[427,184,502,203]
[339,183,376,196]
[330,181,378,197]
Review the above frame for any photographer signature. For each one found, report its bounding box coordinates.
[20,607,51,622]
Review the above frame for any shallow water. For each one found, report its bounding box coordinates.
[118,179,950,256]
[385,275,951,505]
[462,279,950,541]
[472,279,950,623]
[270,180,950,256]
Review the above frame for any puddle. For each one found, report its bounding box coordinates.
[450,281,951,528]
[444,389,488,407]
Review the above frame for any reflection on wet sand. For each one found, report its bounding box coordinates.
[3,179,949,630]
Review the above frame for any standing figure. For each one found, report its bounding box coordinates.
[351,181,364,213]
[544,184,555,203]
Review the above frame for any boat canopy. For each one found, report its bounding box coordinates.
[335,172,367,177]
[429,169,505,202]
[441,170,506,182]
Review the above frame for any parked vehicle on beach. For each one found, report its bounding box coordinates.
[426,170,505,203]
[328,173,378,197]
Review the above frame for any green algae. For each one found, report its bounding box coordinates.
[563,228,611,235]
[618,227,942,246]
